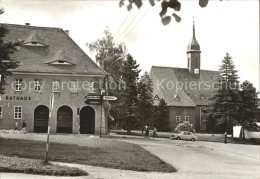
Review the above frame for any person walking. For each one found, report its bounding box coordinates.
[153,126,158,138]
[223,132,227,144]
[22,120,27,130]
[145,126,150,138]
[14,121,18,130]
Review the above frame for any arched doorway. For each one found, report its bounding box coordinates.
[57,105,73,133]
[34,105,49,133]
[80,106,95,134]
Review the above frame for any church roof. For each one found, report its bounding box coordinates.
[3,24,106,76]
[187,22,200,53]
[150,66,219,107]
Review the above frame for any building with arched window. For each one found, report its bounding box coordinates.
[0,24,107,134]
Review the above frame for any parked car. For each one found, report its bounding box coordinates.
[170,131,198,141]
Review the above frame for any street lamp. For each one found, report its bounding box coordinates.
[105,56,125,95]
[109,56,124,79]
[104,56,124,135]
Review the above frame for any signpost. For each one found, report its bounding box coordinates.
[86,95,102,100]
[85,95,117,104]
[45,93,54,162]
[103,96,117,101]
[85,94,117,138]
[85,99,101,105]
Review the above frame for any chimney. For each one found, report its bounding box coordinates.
[65,30,69,35]
[25,23,30,26]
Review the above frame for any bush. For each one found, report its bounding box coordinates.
[174,121,194,132]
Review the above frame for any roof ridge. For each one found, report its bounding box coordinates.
[151,66,218,73]
[151,65,187,70]
[1,23,62,31]
[200,69,218,72]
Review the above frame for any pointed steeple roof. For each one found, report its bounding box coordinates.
[187,21,200,52]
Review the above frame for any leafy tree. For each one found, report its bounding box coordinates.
[137,71,154,129]
[87,28,127,133]
[0,8,21,94]
[87,27,126,80]
[210,53,240,134]
[115,54,141,133]
[239,80,259,132]
[154,98,168,131]
[174,121,194,132]
[119,0,209,25]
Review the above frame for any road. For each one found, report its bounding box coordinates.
[0,132,259,179]
[115,135,260,179]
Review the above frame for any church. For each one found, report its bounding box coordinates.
[150,23,219,132]
[0,23,107,134]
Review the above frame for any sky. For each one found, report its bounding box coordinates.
[0,0,259,91]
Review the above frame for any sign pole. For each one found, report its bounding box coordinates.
[45,93,54,162]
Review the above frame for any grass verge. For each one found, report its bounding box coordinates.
[0,155,88,176]
[0,137,176,173]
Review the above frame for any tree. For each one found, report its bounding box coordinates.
[87,28,127,133]
[87,27,126,79]
[174,121,194,132]
[204,106,218,134]
[119,0,209,25]
[154,98,168,131]
[0,8,21,94]
[137,71,154,129]
[239,80,259,132]
[117,54,141,133]
[209,53,240,134]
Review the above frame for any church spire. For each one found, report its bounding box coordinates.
[193,21,196,40]
[187,21,200,52]
[187,21,201,76]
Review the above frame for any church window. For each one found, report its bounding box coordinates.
[176,116,180,122]
[194,68,199,74]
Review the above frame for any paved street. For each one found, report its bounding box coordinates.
[0,132,259,179]
[115,135,260,179]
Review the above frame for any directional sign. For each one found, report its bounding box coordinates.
[86,95,101,100]
[85,99,101,105]
[103,96,117,101]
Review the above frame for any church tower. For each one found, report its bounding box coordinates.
[187,22,201,76]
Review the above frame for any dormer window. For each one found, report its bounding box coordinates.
[23,42,48,47]
[200,94,206,99]
[49,60,74,65]
[174,94,180,101]
[154,94,160,100]
[187,93,192,98]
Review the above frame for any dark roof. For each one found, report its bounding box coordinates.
[3,24,106,76]
[150,66,219,107]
